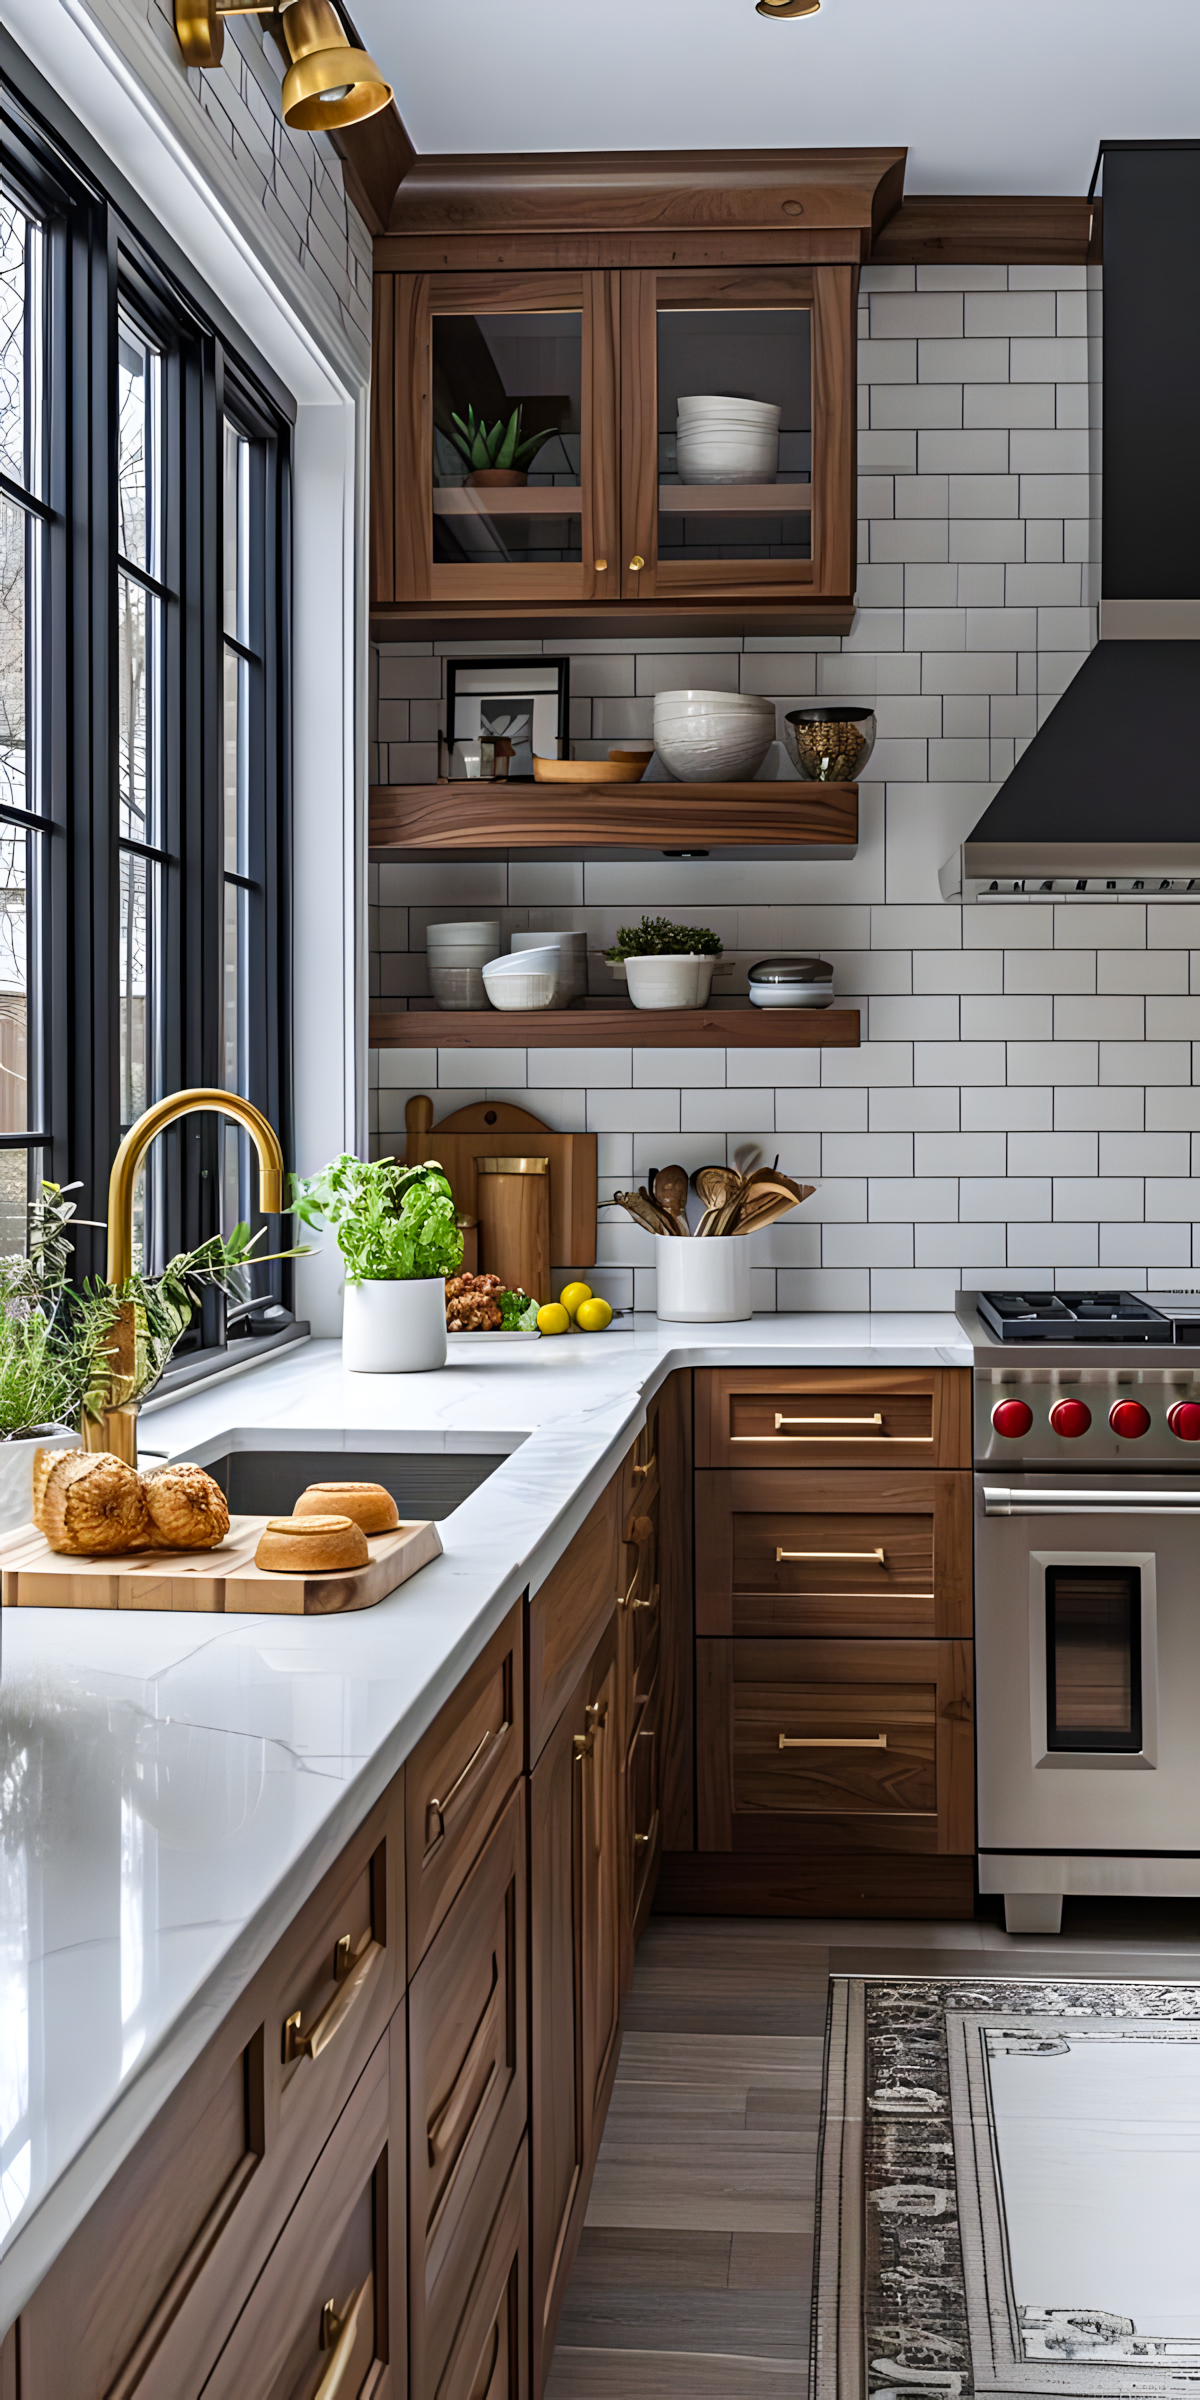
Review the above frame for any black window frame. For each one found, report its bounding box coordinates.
[1,61,294,1365]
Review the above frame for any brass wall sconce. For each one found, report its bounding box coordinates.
[174,0,393,130]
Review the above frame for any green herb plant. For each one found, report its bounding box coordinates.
[446,403,556,477]
[497,1289,539,1331]
[604,915,723,961]
[291,1156,463,1286]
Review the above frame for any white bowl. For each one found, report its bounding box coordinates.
[677,395,781,424]
[625,954,717,1009]
[652,718,775,784]
[654,688,772,716]
[482,958,558,1011]
[430,963,489,1010]
[427,919,500,948]
[747,982,834,1009]
[511,930,586,1006]
[484,944,559,974]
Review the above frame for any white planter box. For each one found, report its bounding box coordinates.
[343,1278,447,1373]
[654,1235,752,1323]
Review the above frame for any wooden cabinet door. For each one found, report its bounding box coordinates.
[372,270,620,609]
[529,1615,621,2398]
[695,1469,972,1640]
[619,266,854,609]
[697,1636,974,1858]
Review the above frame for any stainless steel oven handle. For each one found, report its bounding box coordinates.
[984,1485,1200,1516]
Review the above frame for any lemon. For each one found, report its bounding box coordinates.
[537,1302,571,1336]
[575,1296,613,1333]
[558,1281,592,1320]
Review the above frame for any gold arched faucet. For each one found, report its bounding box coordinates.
[87,1089,285,1461]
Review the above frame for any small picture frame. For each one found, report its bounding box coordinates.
[446,656,570,781]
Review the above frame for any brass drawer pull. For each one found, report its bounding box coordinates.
[631,1579,660,1615]
[316,2273,373,2399]
[574,1696,609,1769]
[776,1546,885,1563]
[632,1453,657,1482]
[428,1957,500,2169]
[283,1935,382,2064]
[775,1411,882,1430]
[779,1733,888,1750]
[425,1721,505,1851]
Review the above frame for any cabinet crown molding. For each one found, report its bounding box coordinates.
[386,145,908,246]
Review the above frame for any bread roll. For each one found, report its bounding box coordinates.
[293,1480,399,1534]
[143,1462,230,1551]
[34,1449,151,1556]
[254,1514,369,1574]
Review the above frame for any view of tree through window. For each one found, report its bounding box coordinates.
[0,185,47,1253]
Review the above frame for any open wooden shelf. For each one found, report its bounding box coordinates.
[369,1001,860,1050]
[369,780,857,856]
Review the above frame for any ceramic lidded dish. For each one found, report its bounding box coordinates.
[747,956,835,1009]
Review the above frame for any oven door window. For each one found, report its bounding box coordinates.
[1045,1565,1142,1753]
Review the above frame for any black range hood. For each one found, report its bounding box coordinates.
[941,142,1200,902]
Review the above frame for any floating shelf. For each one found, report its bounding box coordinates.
[658,483,811,513]
[369,1002,861,1050]
[369,781,857,858]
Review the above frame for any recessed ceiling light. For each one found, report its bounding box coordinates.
[756,0,821,16]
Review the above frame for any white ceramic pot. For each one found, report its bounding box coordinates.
[343,1278,447,1373]
[0,1426,79,1532]
[654,1234,752,1323]
[624,954,716,1010]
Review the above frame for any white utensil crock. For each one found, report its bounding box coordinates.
[343,1278,447,1373]
[0,1427,79,1532]
[654,1235,752,1323]
[624,954,716,1010]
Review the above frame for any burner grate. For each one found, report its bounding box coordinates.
[977,1290,1172,1343]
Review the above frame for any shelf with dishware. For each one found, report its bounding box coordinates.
[656,483,811,513]
[369,1001,861,1049]
[369,779,858,857]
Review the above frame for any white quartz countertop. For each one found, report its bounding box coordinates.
[0,1311,968,2318]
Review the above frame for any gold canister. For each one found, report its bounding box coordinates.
[474,1157,550,1303]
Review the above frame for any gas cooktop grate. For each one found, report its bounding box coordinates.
[976,1290,1173,1342]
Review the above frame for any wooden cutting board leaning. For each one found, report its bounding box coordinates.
[0,1513,442,1615]
[399,1096,596,1271]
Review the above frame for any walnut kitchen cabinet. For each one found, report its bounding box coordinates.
[370,150,906,636]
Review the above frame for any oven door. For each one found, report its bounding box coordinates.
[975,1474,1200,1857]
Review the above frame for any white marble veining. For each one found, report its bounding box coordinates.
[0,1312,967,2323]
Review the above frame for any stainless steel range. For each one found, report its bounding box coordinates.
[958,1290,1200,1933]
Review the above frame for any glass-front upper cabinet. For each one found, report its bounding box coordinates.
[619,269,854,607]
[376,271,619,606]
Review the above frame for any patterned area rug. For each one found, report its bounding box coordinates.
[812,1978,1200,2400]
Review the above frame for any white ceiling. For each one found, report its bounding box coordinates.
[352,0,1200,194]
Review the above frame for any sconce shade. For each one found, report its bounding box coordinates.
[175,0,225,65]
[279,0,393,127]
[755,0,821,14]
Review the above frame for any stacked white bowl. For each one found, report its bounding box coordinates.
[675,394,781,486]
[510,929,587,1006]
[653,689,775,784]
[481,945,560,1011]
[426,919,500,1010]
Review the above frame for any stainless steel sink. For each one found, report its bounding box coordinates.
[202,1447,512,1521]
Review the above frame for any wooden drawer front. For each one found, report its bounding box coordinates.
[409,1784,527,2400]
[203,2008,402,2400]
[431,2137,528,2400]
[697,1637,974,1856]
[528,1476,620,1762]
[407,1602,524,1970]
[695,1470,971,1640]
[696,1368,970,1469]
[17,1779,404,2400]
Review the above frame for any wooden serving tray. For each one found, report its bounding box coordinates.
[0,1513,443,1616]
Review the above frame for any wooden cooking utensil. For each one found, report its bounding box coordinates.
[653,1164,690,1234]
[613,1189,677,1238]
[692,1164,740,1212]
[729,1186,815,1235]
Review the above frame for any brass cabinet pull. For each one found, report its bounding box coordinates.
[316,2273,373,2399]
[283,1935,382,2064]
[775,1411,883,1430]
[631,1579,660,1615]
[632,1453,657,1482]
[428,1958,500,2169]
[779,1733,888,1750]
[629,554,645,571]
[621,1517,655,1607]
[776,1546,885,1564]
[594,556,608,572]
[425,1722,503,1851]
[574,1696,608,1765]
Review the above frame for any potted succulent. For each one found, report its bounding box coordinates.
[446,403,557,489]
[291,1155,462,1373]
[604,916,727,1011]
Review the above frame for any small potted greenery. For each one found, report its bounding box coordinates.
[291,1155,462,1373]
[446,403,557,489]
[604,916,727,1011]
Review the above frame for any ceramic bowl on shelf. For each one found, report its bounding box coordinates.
[531,755,646,784]
[624,954,719,1010]
[747,956,835,1009]
[426,919,501,1010]
[481,947,560,1011]
[511,929,587,1006]
[782,707,876,782]
[653,689,775,783]
[675,394,781,486]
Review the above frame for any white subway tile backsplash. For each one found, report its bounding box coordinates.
[871,1266,960,1308]
[917,1041,1006,1084]
[964,383,1055,429]
[870,1176,958,1221]
[915,1222,1007,1266]
[824,1222,914,1267]
[963,291,1056,337]
[1149,1090,1200,1130]
[1100,949,1188,993]
[680,1090,775,1133]
[921,338,1009,382]
[1055,1176,1143,1222]
[962,1087,1054,1129]
[1008,1223,1099,1268]
[1010,1132,1099,1175]
[868,1088,960,1131]
[1100,1042,1190,1085]
[1098,1222,1191,1267]
[1054,1088,1145,1131]
[823,1132,913,1176]
[1055,993,1144,1040]
[1144,1179,1200,1221]
[1101,1132,1188,1177]
[1147,995,1200,1039]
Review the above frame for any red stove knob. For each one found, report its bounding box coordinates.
[1110,1399,1151,1439]
[1168,1401,1200,1442]
[992,1399,1033,1439]
[1049,1397,1092,1438]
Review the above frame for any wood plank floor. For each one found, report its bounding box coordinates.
[545,1905,1200,2400]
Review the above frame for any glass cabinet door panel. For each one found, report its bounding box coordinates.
[656,307,812,570]
[432,307,583,569]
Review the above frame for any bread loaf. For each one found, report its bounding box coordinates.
[293,1480,399,1534]
[143,1462,231,1551]
[254,1514,369,1573]
[34,1450,151,1556]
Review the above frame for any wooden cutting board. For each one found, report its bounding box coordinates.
[398,1096,596,1268]
[0,1513,442,1616]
